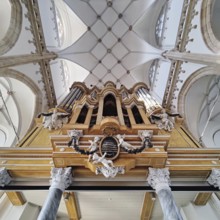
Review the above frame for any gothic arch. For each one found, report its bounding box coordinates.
[201,0,220,53]
[178,67,219,118]
[0,0,22,55]
[0,68,43,120]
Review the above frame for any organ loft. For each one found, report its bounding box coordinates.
[0,81,220,220]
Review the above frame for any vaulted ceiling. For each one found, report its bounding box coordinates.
[55,0,166,89]
[1,0,220,150]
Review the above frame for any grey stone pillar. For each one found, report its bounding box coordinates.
[147,168,183,220]
[0,167,12,187]
[207,168,220,189]
[37,167,73,220]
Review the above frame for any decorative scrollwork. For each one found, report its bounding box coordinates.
[102,126,118,136]
[0,167,12,187]
[68,131,153,155]
[147,168,171,193]
[207,168,220,189]
[96,166,125,178]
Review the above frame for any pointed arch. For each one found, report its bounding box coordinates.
[0,68,43,147]
[0,0,22,55]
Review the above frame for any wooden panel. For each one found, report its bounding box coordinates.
[0,147,52,156]
[53,151,167,169]
[167,125,199,148]
[8,170,51,178]
[167,159,220,165]
[170,170,210,178]
[63,192,80,220]
[73,167,148,178]
[6,192,26,206]
[168,148,220,155]
[29,127,61,147]
[141,192,155,220]
[194,193,212,205]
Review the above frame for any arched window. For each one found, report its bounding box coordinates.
[103,94,117,117]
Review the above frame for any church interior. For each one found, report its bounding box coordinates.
[0,0,220,219]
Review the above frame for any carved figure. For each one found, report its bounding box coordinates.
[88,136,100,161]
[116,134,135,150]
[68,130,82,145]
[151,109,179,132]
[92,153,114,169]
[39,107,70,130]
[139,130,153,148]
[139,130,153,140]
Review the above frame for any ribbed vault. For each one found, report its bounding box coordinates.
[58,0,163,89]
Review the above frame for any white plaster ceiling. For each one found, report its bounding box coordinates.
[58,0,164,89]
[54,0,87,49]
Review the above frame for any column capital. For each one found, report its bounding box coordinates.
[147,168,171,193]
[50,167,73,192]
[207,168,220,189]
[0,167,12,187]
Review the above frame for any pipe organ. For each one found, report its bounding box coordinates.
[1,82,220,220]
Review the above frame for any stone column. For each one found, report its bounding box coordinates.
[0,167,12,187]
[207,168,220,189]
[147,168,183,220]
[37,167,73,220]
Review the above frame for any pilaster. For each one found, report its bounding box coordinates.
[96,96,104,124]
[127,108,136,126]
[116,96,125,125]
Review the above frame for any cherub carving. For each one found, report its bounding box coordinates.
[92,153,114,169]
[88,136,100,161]
[150,109,179,132]
[38,107,70,130]
[116,134,135,150]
